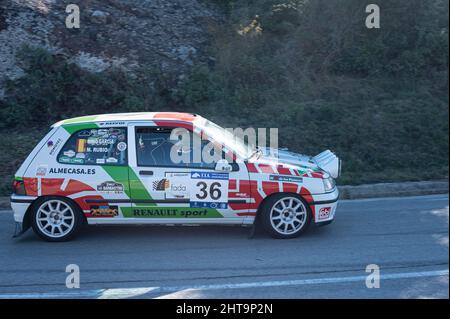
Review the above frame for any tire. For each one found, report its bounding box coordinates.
[260,193,312,239]
[31,197,84,242]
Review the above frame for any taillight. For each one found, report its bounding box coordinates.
[12,179,26,195]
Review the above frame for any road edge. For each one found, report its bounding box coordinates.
[338,180,449,200]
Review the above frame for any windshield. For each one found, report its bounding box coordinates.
[200,120,256,160]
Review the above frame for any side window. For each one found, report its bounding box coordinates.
[58,127,128,165]
[136,127,221,168]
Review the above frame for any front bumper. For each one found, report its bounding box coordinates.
[309,187,339,223]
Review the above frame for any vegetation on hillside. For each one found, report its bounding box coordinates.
[0,0,448,194]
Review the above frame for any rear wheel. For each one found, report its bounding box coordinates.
[260,194,312,239]
[31,197,83,242]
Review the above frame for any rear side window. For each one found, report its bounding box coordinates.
[58,128,128,165]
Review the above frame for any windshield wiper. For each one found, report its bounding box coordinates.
[249,147,263,160]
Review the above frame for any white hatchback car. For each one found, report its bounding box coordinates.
[11,112,341,241]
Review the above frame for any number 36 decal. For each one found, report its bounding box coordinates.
[195,181,222,200]
[190,172,229,208]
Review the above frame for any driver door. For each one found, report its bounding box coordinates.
[125,122,250,224]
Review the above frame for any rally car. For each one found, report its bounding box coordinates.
[11,112,341,241]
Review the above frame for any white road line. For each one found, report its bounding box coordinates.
[0,269,447,299]
[97,287,159,299]
[154,269,450,296]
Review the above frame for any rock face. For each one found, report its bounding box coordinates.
[0,0,221,98]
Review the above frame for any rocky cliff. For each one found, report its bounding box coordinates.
[0,0,221,98]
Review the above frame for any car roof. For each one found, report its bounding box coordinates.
[52,112,200,127]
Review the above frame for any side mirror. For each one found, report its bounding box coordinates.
[215,159,232,172]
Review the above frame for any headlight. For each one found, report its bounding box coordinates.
[323,177,336,192]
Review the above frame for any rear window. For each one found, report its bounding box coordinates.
[58,128,128,165]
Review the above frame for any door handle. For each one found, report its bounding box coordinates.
[139,170,154,176]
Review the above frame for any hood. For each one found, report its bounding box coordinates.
[261,147,316,168]
[257,147,341,179]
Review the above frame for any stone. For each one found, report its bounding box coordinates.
[0,0,222,97]
[90,10,110,24]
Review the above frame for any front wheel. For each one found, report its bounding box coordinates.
[260,194,312,239]
[31,197,84,242]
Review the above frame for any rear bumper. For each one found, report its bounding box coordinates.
[309,187,339,223]
[10,195,35,223]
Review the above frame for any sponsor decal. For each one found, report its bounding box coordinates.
[106,157,118,163]
[269,175,303,183]
[96,158,105,164]
[191,172,228,180]
[63,150,76,158]
[75,139,87,153]
[153,178,169,191]
[117,142,127,152]
[87,147,109,153]
[75,152,85,159]
[90,205,119,217]
[98,121,126,126]
[167,183,187,198]
[235,192,249,198]
[97,129,109,136]
[59,156,84,164]
[164,172,189,199]
[36,165,47,177]
[190,171,229,209]
[78,130,92,137]
[97,181,124,193]
[108,128,123,136]
[49,167,96,175]
[49,138,63,156]
[121,207,223,218]
[319,207,332,220]
[190,201,228,209]
[87,137,115,145]
[168,172,190,177]
[167,185,188,198]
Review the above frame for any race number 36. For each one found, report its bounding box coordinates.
[190,172,229,208]
[195,181,223,200]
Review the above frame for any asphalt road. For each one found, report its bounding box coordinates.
[0,194,448,299]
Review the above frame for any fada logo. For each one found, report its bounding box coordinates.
[153,179,169,191]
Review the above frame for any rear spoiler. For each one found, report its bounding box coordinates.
[313,150,341,179]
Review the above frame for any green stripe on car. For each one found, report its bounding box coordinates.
[102,166,155,206]
[62,123,99,135]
